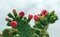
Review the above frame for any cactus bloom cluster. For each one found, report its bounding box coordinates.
[0,9,58,37]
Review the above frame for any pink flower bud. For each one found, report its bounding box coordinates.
[41,10,48,16]
[19,11,25,17]
[10,21,17,27]
[34,15,40,21]
[28,14,33,19]
[5,17,9,21]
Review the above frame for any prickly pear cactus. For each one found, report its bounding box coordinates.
[0,9,58,37]
[1,9,34,37]
[33,10,58,37]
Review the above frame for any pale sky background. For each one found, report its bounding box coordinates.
[0,0,60,37]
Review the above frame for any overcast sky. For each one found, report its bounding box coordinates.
[0,0,60,37]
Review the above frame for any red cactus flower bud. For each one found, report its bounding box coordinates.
[5,17,9,21]
[19,11,25,17]
[10,21,17,27]
[34,15,40,21]
[41,10,48,16]
[13,9,16,13]
[28,14,33,19]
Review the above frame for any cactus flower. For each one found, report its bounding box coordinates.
[19,11,25,17]
[28,14,33,19]
[34,15,40,21]
[41,10,48,16]
[10,21,17,27]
